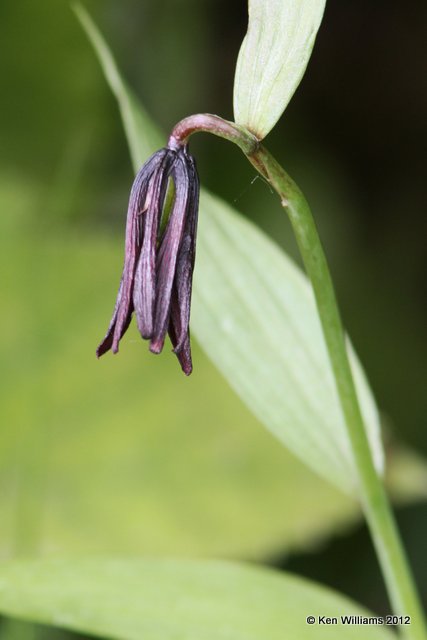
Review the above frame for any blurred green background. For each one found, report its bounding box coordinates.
[1,0,426,637]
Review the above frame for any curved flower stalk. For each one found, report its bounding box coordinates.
[97,144,200,375]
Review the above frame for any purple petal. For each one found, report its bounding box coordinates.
[133,152,173,339]
[96,151,166,357]
[150,154,191,353]
[168,287,193,375]
[171,154,199,352]
[96,277,131,357]
[176,337,193,375]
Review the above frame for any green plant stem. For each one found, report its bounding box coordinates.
[170,114,427,640]
[246,146,427,640]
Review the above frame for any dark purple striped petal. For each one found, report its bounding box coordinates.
[171,153,199,353]
[168,292,193,376]
[150,154,190,354]
[133,152,174,339]
[96,277,129,357]
[96,150,167,357]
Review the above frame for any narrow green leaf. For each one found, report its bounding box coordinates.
[233,0,326,139]
[72,2,162,166]
[0,558,396,640]
[75,5,383,493]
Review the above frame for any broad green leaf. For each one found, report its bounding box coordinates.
[75,5,383,493]
[0,558,396,640]
[233,0,326,139]
[1,184,420,560]
[193,192,383,490]
[0,181,359,560]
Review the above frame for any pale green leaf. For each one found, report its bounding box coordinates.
[5,186,421,559]
[75,5,383,494]
[233,0,327,138]
[0,558,396,640]
[193,192,383,491]
[0,182,359,560]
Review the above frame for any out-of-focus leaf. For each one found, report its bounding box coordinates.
[0,187,358,560]
[1,189,418,560]
[72,2,162,168]
[0,179,422,561]
[75,4,383,493]
[0,558,396,640]
[385,446,427,503]
[233,0,326,139]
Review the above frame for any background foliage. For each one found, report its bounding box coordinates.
[1,0,426,637]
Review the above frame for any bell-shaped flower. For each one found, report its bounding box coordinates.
[97,145,199,375]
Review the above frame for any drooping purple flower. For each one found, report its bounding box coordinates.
[96,145,200,375]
